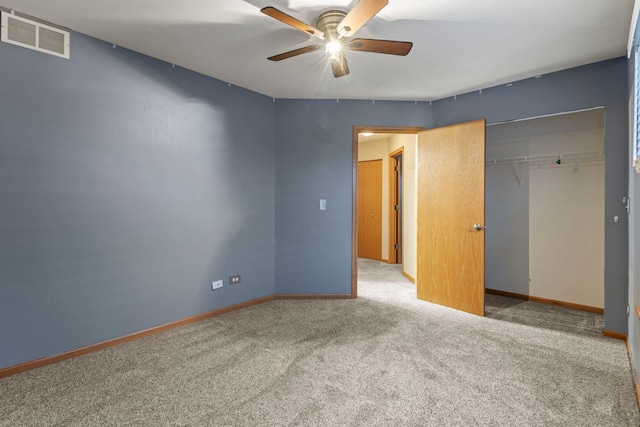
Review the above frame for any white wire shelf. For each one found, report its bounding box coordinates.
[486,150,604,165]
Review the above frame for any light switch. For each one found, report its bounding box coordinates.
[319,199,327,211]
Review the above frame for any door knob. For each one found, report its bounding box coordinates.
[472,224,484,231]
[370,213,375,217]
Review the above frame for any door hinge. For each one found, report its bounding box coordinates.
[394,204,400,211]
[394,244,400,250]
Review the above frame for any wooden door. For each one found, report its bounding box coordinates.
[358,160,382,260]
[417,120,486,316]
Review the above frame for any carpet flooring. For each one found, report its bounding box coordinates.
[485,293,605,337]
[1,259,638,426]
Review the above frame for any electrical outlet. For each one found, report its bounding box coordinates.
[229,275,241,284]
[212,280,223,290]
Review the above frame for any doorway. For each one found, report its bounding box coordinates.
[352,127,422,296]
[352,122,486,315]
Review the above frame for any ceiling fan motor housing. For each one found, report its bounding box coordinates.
[316,10,347,42]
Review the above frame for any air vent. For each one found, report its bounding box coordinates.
[1,12,69,59]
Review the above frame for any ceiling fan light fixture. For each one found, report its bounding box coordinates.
[262,1,409,78]
[361,132,374,137]
[326,41,343,60]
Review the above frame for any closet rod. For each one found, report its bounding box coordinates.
[486,150,604,165]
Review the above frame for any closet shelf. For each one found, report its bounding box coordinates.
[487,150,604,165]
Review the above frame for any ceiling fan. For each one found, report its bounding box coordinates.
[261,0,412,78]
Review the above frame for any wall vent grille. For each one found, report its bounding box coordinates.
[1,12,69,59]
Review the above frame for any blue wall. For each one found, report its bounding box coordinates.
[0,32,276,368]
[0,27,633,370]
[274,100,432,294]
[433,58,630,333]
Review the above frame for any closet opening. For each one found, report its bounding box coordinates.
[484,108,605,334]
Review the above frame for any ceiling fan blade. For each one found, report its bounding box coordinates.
[268,45,322,61]
[331,53,350,78]
[261,7,324,39]
[336,0,388,38]
[348,38,413,56]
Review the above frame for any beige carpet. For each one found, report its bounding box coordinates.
[1,258,638,426]
[485,292,605,337]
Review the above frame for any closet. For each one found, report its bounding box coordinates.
[485,109,605,310]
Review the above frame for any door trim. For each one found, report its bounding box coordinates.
[351,126,424,297]
[389,147,404,264]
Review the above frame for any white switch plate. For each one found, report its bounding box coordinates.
[212,280,223,290]
[319,199,327,210]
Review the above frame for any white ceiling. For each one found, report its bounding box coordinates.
[1,0,635,101]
